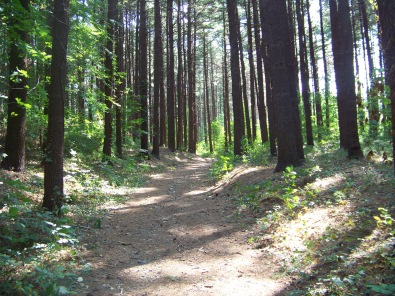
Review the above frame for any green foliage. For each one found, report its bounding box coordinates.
[0,176,78,295]
[209,153,234,180]
[374,208,395,235]
[242,141,269,166]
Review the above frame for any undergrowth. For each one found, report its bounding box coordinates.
[0,146,153,295]
[224,142,395,295]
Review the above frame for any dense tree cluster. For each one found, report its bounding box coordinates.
[0,0,394,213]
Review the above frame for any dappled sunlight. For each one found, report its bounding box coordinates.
[183,189,209,197]
[311,174,344,191]
[167,224,220,238]
[114,238,287,296]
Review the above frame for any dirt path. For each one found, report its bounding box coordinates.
[77,151,290,296]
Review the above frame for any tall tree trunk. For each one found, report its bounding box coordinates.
[222,9,231,151]
[159,2,166,148]
[329,0,363,158]
[359,0,378,134]
[152,0,162,157]
[139,0,149,152]
[2,0,30,172]
[306,0,322,139]
[167,0,175,152]
[203,32,213,153]
[102,0,117,159]
[187,0,196,153]
[115,3,124,158]
[246,0,257,142]
[296,0,314,146]
[77,67,85,121]
[262,0,303,172]
[351,0,365,129]
[260,1,277,156]
[236,6,252,144]
[227,0,245,156]
[43,0,70,215]
[285,0,305,160]
[376,0,395,174]
[319,0,330,128]
[253,0,269,144]
[176,0,184,149]
[192,10,198,147]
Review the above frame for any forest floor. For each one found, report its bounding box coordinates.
[76,149,291,296]
[73,147,395,296]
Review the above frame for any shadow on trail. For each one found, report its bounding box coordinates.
[77,156,258,295]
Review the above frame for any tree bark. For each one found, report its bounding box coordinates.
[319,0,330,127]
[329,0,363,158]
[102,0,117,159]
[253,0,269,144]
[262,0,303,172]
[296,0,314,146]
[306,0,322,138]
[115,2,124,158]
[152,0,163,158]
[2,0,30,172]
[246,0,257,142]
[139,0,149,152]
[176,0,184,149]
[227,0,245,156]
[43,0,70,215]
[167,0,175,152]
[376,0,395,174]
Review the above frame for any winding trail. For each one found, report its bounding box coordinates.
[78,152,289,296]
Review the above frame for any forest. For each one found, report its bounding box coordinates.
[0,0,394,295]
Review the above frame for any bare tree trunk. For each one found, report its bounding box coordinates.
[253,0,269,144]
[246,0,257,142]
[376,0,395,174]
[329,0,363,158]
[152,0,163,158]
[319,0,330,127]
[296,0,314,145]
[167,0,175,152]
[43,0,70,215]
[103,0,117,159]
[139,0,149,152]
[2,0,30,172]
[222,9,231,151]
[115,3,125,158]
[236,5,252,144]
[227,0,245,156]
[261,0,303,172]
[176,0,184,149]
[306,0,322,138]
[203,33,213,153]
